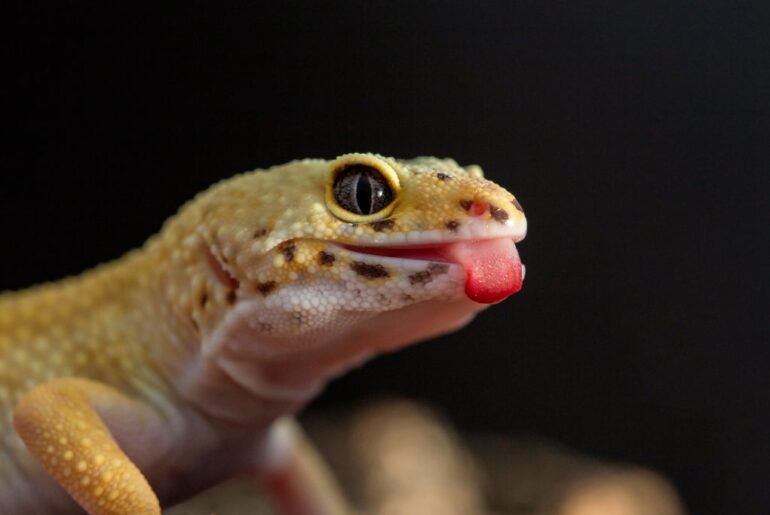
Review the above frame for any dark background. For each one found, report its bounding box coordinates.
[1,3,768,513]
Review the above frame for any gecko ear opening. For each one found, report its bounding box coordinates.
[326,154,400,223]
[201,243,240,290]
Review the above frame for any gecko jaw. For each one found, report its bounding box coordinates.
[339,234,524,304]
[337,216,526,267]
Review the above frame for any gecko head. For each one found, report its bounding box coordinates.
[177,153,526,362]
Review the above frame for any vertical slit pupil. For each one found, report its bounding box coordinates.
[356,175,373,214]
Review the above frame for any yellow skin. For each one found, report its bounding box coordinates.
[0,153,526,514]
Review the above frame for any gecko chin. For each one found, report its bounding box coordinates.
[341,236,524,304]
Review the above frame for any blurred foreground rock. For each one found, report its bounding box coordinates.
[167,399,685,515]
[472,434,684,515]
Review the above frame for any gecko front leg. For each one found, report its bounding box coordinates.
[13,378,167,515]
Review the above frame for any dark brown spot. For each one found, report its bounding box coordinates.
[226,290,237,305]
[253,228,267,238]
[428,263,449,274]
[436,172,451,181]
[257,322,272,332]
[408,270,433,285]
[401,294,414,302]
[199,292,208,308]
[445,220,460,232]
[489,204,509,223]
[511,198,524,212]
[370,219,395,232]
[279,242,296,262]
[408,263,448,285]
[318,251,336,266]
[256,281,277,296]
[459,199,473,211]
[350,261,389,279]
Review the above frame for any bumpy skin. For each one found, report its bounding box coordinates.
[0,153,526,514]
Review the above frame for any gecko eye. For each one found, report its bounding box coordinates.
[332,165,394,215]
[326,155,401,222]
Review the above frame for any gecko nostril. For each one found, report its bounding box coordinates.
[459,199,489,217]
[469,200,488,217]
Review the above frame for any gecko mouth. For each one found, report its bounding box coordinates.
[342,237,523,304]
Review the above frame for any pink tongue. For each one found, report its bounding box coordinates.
[442,239,523,304]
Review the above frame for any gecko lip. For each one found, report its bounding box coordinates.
[340,236,524,304]
[340,242,463,263]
